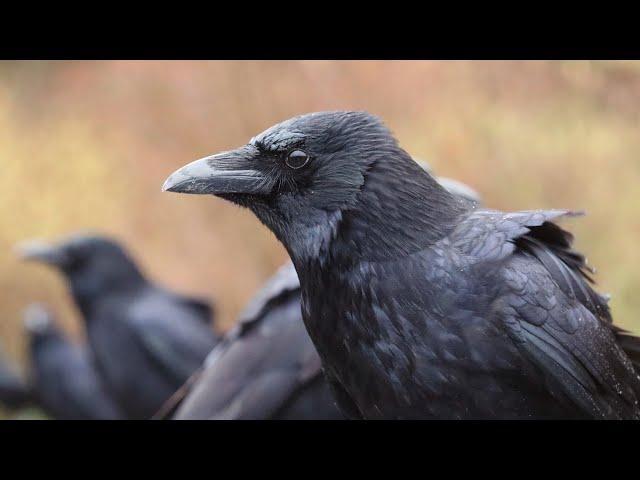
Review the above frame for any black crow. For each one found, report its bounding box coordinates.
[0,344,31,410]
[18,235,219,419]
[166,164,480,420]
[164,111,640,419]
[24,304,123,420]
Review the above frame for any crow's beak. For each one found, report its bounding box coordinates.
[23,303,52,334]
[162,145,271,196]
[16,240,69,268]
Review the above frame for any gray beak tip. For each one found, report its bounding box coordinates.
[14,240,66,268]
[161,161,203,194]
[162,168,183,193]
[161,177,173,193]
[24,303,51,333]
[14,240,50,261]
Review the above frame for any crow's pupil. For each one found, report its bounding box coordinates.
[286,150,309,169]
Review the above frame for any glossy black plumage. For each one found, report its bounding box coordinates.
[169,164,477,420]
[164,111,640,419]
[19,235,219,419]
[24,304,123,420]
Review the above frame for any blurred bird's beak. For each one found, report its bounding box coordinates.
[162,145,271,196]
[15,240,69,268]
[23,303,52,334]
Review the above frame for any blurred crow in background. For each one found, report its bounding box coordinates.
[18,235,219,419]
[170,262,343,420]
[24,304,123,420]
[164,110,640,419]
[165,162,481,420]
[0,343,31,411]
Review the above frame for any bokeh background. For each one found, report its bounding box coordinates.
[1,61,639,414]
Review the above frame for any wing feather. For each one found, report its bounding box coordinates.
[458,209,640,418]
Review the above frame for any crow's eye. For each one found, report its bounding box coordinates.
[285,150,310,169]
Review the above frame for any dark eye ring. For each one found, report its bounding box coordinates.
[285,150,310,169]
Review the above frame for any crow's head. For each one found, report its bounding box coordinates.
[23,304,61,345]
[164,112,393,205]
[17,234,144,310]
[164,111,467,264]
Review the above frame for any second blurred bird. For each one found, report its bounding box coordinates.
[18,236,219,419]
[24,304,123,420]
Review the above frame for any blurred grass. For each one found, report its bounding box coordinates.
[0,61,639,418]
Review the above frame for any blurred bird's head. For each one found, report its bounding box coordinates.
[17,234,144,311]
[23,304,61,343]
[163,111,471,264]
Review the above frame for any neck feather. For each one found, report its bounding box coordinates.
[293,151,470,273]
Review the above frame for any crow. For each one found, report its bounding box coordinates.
[167,163,481,420]
[170,262,343,420]
[0,344,31,410]
[23,304,123,420]
[164,111,640,419]
[18,235,219,419]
